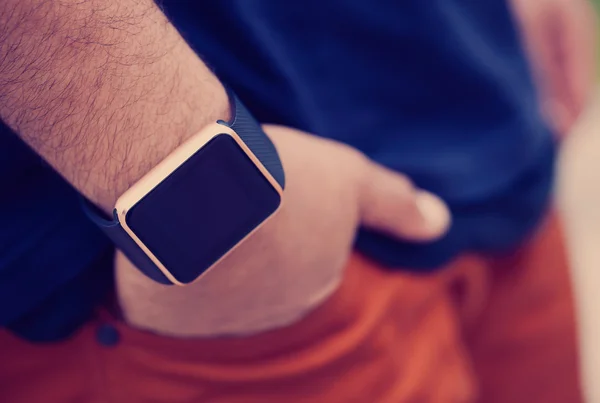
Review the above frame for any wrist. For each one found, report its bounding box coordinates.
[89,76,230,212]
[0,0,230,213]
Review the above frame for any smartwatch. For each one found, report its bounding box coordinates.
[84,91,285,285]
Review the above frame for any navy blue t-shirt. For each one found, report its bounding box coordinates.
[0,0,554,341]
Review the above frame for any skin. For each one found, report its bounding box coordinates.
[510,0,597,136]
[0,0,450,337]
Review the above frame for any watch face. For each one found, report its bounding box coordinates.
[125,133,281,284]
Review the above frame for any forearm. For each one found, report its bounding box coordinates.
[0,0,228,211]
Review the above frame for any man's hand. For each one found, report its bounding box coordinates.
[510,0,597,135]
[0,0,450,338]
[116,125,451,338]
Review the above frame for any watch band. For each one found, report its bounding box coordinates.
[218,91,285,189]
[83,90,285,284]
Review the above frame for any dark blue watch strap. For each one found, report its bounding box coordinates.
[83,91,284,285]
[218,91,285,188]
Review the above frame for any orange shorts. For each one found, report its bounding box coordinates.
[0,215,582,403]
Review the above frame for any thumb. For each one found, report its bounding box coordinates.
[358,161,451,241]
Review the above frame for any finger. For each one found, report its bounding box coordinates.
[358,161,451,241]
[517,4,574,133]
[558,0,596,122]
